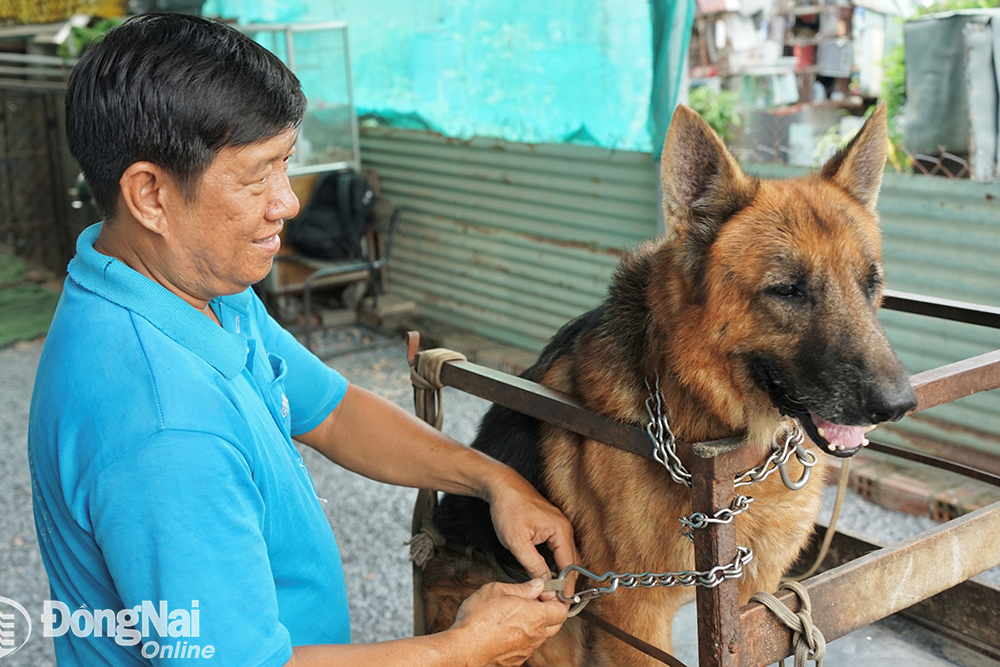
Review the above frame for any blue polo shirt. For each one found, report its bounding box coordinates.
[29,223,351,666]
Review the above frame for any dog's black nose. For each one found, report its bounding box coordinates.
[866,383,918,424]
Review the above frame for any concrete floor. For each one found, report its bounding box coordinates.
[2,327,998,666]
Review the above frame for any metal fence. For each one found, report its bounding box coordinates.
[0,56,89,275]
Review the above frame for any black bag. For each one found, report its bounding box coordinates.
[288,171,374,261]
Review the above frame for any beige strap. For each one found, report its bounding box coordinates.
[784,458,852,583]
[410,348,468,429]
[406,519,446,568]
[751,581,826,667]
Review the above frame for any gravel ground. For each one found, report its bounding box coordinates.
[1,326,997,665]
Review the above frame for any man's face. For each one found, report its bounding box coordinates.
[164,128,299,299]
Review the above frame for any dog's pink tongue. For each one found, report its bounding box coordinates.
[809,412,867,449]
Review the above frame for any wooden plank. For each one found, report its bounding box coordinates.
[438,360,656,459]
[739,499,1000,667]
[909,349,1000,412]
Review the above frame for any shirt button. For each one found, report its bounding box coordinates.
[235,315,241,333]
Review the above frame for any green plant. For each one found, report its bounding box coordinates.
[688,86,742,144]
[58,18,124,59]
[916,0,1000,16]
[879,42,910,172]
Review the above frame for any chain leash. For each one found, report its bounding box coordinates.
[558,547,754,608]
[557,375,818,611]
[679,494,755,542]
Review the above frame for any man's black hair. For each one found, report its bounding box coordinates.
[66,13,306,219]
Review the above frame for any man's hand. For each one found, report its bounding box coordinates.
[486,471,579,600]
[451,579,569,667]
[300,385,581,596]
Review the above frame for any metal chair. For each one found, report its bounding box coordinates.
[274,196,401,351]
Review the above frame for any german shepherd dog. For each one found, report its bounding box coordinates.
[422,103,917,666]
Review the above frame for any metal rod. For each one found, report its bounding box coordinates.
[342,23,362,173]
[883,290,1000,329]
[866,440,1000,487]
[690,450,752,667]
[909,349,1000,412]
[437,360,655,458]
[738,499,1000,666]
[797,522,1000,650]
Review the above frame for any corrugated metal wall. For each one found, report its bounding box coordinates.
[360,128,658,351]
[360,128,1000,455]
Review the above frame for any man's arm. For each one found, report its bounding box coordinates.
[285,580,567,667]
[296,384,579,583]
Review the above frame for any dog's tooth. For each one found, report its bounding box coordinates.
[826,443,836,451]
[861,438,869,447]
[817,427,826,438]
[836,443,846,451]
[865,425,877,433]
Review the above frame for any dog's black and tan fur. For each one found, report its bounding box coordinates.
[422,104,917,666]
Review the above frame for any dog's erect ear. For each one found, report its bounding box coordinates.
[660,105,757,283]
[820,102,888,212]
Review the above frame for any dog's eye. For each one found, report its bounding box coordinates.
[770,284,804,299]
[866,277,882,297]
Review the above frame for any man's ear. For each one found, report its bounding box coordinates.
[820,102,888,212]
[659,105,758,281]
[118,162,174,235]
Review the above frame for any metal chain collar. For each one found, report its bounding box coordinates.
[644,375,817,493]
[556,375,818,609]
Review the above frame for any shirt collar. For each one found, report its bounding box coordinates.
[68,223,253,380]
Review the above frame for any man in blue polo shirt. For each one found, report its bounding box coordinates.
[28,14,576,667]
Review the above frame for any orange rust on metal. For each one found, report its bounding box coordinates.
[909,349,1000,412]
[738,499,1000,667]
[439,360,657,459]
[690,451,751,667]
[406,331,420,367]
[408,329,437,638]
[796,523,1000,650]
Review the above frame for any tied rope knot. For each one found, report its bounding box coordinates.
[409,348,467,430]
[407,519,446,568]
[751,581,826,667]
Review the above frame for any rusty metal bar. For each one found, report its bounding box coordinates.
[794,522,1000,653]
[437,359,655,459]
[407,331,1000,665]
[689,448,760,667]
[908,349,1000,412]
[738,499,1000,667]
[866,440,1000,487]
[430,354,1000,486]
[882,290,1000,329]
[407,331,439,638]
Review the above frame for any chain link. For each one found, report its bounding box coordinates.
[560,377,818,608]
[644,376,691,487]
[679,494,755,542]
[557,546,754,606]
[733,421,815,489]
[644,374,815,493]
